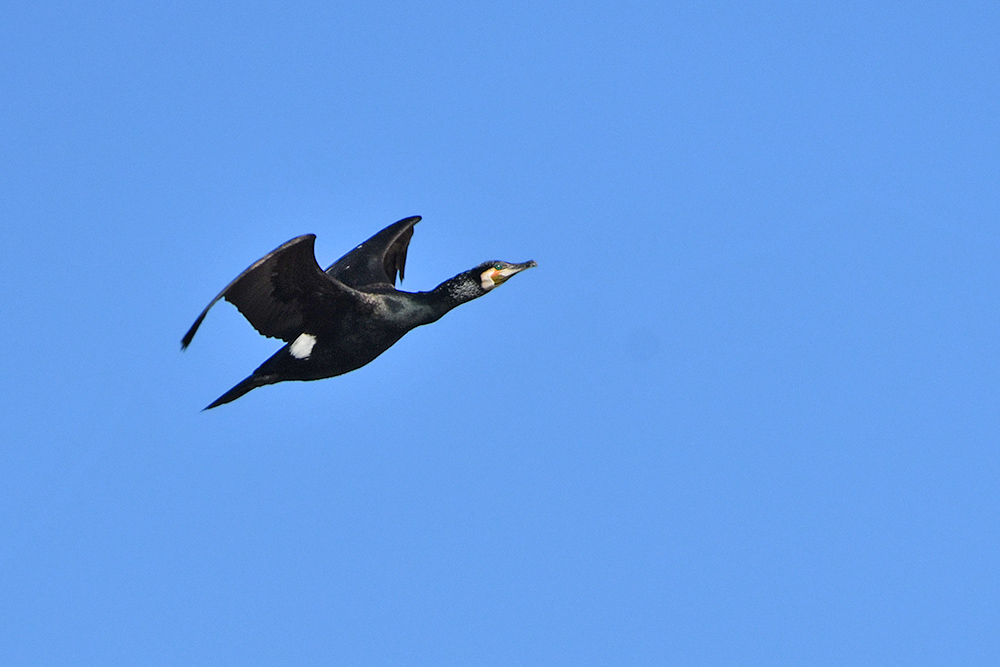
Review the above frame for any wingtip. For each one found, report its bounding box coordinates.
[180,312,207,351]
[202,395,226,411]
[201,375,265,411]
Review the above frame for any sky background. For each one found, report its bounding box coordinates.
[2,1,998,664]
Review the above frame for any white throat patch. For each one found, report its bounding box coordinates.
[290,333,317,359]
[480,269,496,291]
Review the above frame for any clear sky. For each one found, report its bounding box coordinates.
[2,1,998,664]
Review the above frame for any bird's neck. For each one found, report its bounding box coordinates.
[413,274,482,323]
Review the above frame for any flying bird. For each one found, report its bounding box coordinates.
[182,216,536,409]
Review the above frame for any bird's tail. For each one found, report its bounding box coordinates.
[203,374,274,411]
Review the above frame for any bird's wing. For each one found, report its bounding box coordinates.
[324,216,420,288]
[181,234,352,349]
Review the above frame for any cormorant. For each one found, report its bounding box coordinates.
[181,216,536,409]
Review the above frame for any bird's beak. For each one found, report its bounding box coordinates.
[493,260,537,285]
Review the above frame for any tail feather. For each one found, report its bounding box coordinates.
[203,374,272,410]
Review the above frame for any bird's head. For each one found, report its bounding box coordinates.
[475,260,538,291]
[440,259,538,303]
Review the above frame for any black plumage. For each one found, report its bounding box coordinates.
[182,216,536,409]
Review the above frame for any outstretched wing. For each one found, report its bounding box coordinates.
[325,216,420,288]
[181,235,349,349]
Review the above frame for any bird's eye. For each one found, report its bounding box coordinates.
[493,263,504,270]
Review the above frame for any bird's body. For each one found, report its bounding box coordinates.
[182,216,535,409]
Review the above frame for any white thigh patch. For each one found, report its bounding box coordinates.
[290,333,317,359]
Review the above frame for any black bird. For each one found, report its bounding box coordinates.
[182,216,536,409]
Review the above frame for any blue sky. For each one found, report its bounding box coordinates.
[2,1,998,664]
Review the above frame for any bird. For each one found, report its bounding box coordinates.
[181,216,536,409]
